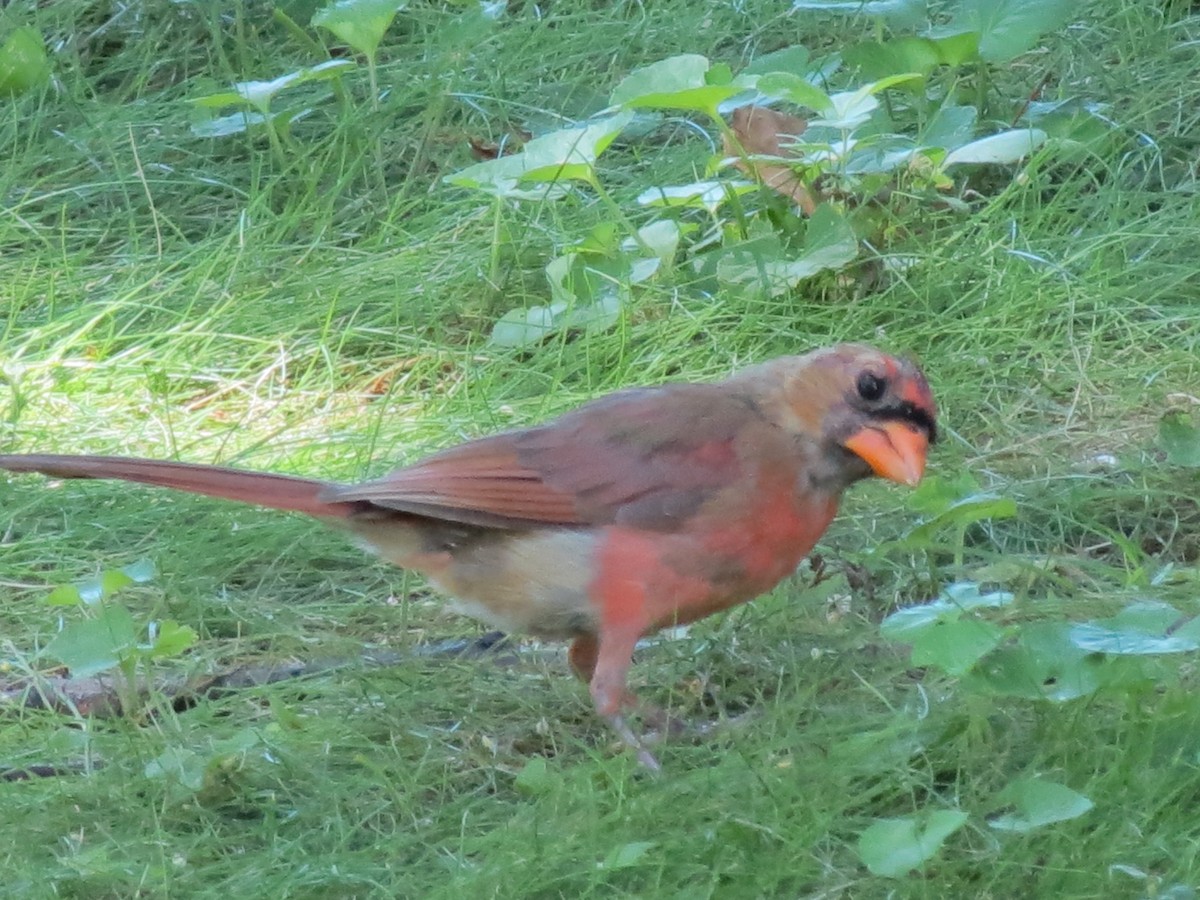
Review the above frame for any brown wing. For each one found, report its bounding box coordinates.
[323,384,769,531]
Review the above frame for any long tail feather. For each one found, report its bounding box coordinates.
[0,454,357,519]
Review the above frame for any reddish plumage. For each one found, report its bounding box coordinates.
[0,343,936,769]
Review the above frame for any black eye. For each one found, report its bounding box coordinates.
[856,372,886,401]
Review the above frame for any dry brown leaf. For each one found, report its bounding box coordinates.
[467,128,533,161]
[724,105,817,216]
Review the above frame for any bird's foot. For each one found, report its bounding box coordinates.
[604,703,758,771]
[605,713,662,772]
[637,703,759,748]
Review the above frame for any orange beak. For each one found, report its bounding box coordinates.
[844,421,929,486]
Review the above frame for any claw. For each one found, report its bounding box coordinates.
[605,713,662,773]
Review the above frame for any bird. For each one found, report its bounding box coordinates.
[0,343,936,769]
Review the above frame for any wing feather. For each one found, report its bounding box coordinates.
[324,384,770,530]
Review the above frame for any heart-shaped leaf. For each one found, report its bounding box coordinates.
[312,0,406,58]
[447,111,634,194]
[45,605,138,677]
[858,811,968,877]
[610,55,748,116]
[989,778,1093,832]
[947,0,1076,63]
[910,618,1006,674]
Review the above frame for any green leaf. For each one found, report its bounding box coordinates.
[941,581,1015,611]
[741,46,812,77]
[514,757,557,796]
[45,605,138,677]
[907,472,981,515]
[547,252,629,307]
[145,747,207,791]
[1160,413,1200,467]
[1106,601,1184,635]
[967,622,1104,701]
[881,600,959,640]
[312,0,406,58]
[46,584,84,607]
[1069,599,1198,656]
[857,811,968,877]
[989,778,1093,832]
[942,128,1047,167]
[88,569,135,604]
[190,111,270,138]
[637,180,757,214]
[627,219,681,267]
[609,54,746,115]
[446,111,634,194]
[804,202,860,255]
[844,37,940,82]
[192,60,353,114]
[900,492,1017,547]
[911,618,1005,675]
[1017,99,1114,147]
[601,841,656,870]
[611,54,708,103]
[715,205,858,297]
[920,104,977,150]
[147,620,199,659]
[123,558,157,583]
[489,302,569,348]
[813,74,923,129]
[947,0,1077,63]
[0,26,51,97]
[882,582,1013,641]
[706,63,733,85]
[925,29,982,65]
[791,0,928,29]
[756,72,833,115]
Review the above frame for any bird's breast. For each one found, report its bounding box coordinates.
[593,483,839,632]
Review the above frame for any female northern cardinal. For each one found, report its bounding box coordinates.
[0,343,935,768]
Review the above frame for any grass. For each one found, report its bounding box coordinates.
[2,0,1199,896]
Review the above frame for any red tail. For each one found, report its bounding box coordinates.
[0,454,359,519]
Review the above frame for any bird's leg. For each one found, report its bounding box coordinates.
[571,636,747,751]
[570,628,661,772]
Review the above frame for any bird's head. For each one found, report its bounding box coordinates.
[753,344,938,490]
